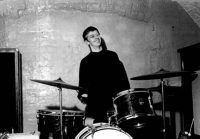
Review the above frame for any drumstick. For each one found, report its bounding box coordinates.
[188,118,194,136]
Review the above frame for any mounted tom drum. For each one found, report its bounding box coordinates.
[113,88,156,129]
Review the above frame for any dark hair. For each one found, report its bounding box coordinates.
[82,26,100,41]
[101,37,107,50]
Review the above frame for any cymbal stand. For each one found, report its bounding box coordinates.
[161,79,166,139]
[58,87,63,139]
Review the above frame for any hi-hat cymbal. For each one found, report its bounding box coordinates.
[130,69,195,80]
[31,77,85,91]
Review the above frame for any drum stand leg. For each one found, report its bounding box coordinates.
[161,79,166,139]
[58,87,63,139]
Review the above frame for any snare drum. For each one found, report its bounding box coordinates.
[37,109,84,139]
[113,88,155,128]
[75,123,133,139]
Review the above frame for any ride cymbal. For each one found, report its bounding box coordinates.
[31,77,85,91]
[130,69,195,80]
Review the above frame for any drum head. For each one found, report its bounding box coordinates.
[114,88,150,101]
[75,123,132,139]
[113,89,134,101]
[7,133,39,139]
[37,109,84,116]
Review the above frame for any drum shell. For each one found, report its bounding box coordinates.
[37,109,84,139]
[113,89,155,126]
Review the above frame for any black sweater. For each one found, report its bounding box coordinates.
[79,50,130,120]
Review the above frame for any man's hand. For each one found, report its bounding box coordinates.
[77,93,88,104]
[84,117,94,127]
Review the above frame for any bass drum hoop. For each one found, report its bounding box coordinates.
[75,123,133,139]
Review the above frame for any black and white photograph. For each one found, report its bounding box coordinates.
[0,0,200,139]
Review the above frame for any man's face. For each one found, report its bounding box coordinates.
[86,30,101,47]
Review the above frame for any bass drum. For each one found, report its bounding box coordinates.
[75,123,133,139]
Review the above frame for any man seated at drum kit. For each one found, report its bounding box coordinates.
[77,26,131,126]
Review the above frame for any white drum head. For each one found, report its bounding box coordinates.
[75,123,132,139]
[7,133,39,139]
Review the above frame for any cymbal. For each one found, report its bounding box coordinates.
[130,69,195,80]
[31,77,85,91]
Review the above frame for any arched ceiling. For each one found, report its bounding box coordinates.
[0,0,200,27]
[173,0,200,28]
[0,0,152,22]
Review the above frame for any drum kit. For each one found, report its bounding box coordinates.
[30,69,195,139]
